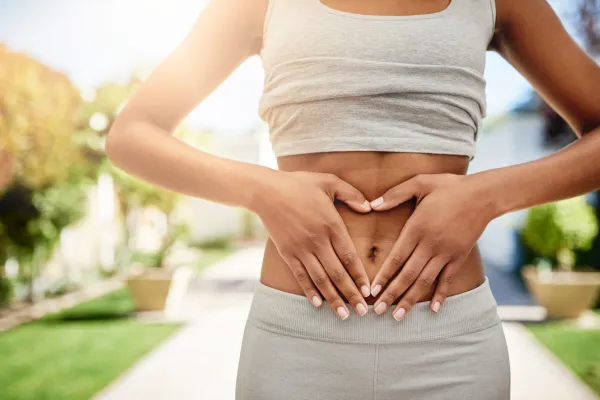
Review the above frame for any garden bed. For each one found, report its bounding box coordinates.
[0,277,124,332]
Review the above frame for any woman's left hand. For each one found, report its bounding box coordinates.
[368,173,497,320]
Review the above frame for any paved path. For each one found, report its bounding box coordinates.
[95,246,599,400]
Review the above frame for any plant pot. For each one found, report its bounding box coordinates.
[522,265,600,319]
[126,266,192,312]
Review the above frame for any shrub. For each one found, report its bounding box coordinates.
[521,196,598,269]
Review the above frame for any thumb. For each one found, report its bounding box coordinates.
[327,176,371,213]
[370,176,424,211]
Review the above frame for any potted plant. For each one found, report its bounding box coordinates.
[111,167,192,313]
[520,196,600,318]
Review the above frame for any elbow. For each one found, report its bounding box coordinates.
[105,119,131,168]
[104,128,120,165]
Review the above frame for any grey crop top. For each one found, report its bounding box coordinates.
[258,0,497,159]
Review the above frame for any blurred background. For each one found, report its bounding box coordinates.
[0,0,599,399]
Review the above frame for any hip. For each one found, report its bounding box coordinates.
[236,278,509,399]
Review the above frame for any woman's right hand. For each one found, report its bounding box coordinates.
[251,170,372,319]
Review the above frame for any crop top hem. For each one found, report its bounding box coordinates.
[272,136,476,160]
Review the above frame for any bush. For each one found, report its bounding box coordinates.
[109,164,183,269]
[521,196,598,269]
[0,275,13,306]
[0,181,87,302]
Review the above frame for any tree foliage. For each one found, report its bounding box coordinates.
[521,197,598,268]
[0,44,82,189]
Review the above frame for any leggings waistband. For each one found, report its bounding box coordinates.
[247,278,500,344]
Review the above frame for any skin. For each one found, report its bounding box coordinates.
[106,0,600,322]
[369,0,600,320]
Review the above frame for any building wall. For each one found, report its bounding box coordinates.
[471,113,551,271]
[181,128,270,242]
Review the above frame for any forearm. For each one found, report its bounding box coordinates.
[473,127,600,218]
[106,119,276,211]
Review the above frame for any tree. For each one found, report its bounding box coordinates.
[0,44,87,302]
[0,44,82,189]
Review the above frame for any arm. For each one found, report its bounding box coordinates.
[107,0,372,318]
[368,0,600,320]
[477,0,600,214]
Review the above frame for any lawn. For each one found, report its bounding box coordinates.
[0,246,235,400]
[528,311,600,396]
[0,289,179,400]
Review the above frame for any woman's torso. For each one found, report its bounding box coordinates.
[261,152,485,305]
[259,0,493,304]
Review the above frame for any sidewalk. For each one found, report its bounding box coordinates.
[95,246,599,400]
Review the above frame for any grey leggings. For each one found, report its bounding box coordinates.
[236,279,510,400]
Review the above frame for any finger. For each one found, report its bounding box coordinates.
[373,244,430,315]
[285,257,323,308]
[392,257,446,320]
[317,246,369,316]
[431,259,462,313]
[330,223,371,298]
[370,175,426,211]
[301,253,351,320]
[326,175,371,213]
[370,225,419,298]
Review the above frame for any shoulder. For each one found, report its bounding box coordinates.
[217,0,269,30]
[492,0,556,36]
[191,0,270,55]
[489,0,555,50]
[242,0,270,54]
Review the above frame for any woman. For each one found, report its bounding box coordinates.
[106,0,600,398]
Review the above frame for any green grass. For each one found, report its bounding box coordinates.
[0,244,235,400]
[0,289,180,400]
[528,311,600,396]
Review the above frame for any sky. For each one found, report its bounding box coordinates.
[0,0,573,133]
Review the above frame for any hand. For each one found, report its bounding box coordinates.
[252,170,372,320]
[369,173,496,320]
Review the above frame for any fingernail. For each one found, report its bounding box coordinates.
[337,306,349,320]
[312,296,322,307]
[393,308,406,321]
[374,302,387,314]
[361,285,370,298]
[362,200,371,211]
[356,303,368,316]
[371,285,382,297]
[432,301,441,313]
[370,197,384,209]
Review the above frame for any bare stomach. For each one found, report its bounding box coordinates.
[261,152,485,305]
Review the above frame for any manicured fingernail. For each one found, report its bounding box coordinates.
[337,306,349,320]
[371,285,382,297]
[393,308,406,321]
[374,302,387,314]
[312,296,322,307]
[370,197,384,209]
[356,303,368,316]
[432,301,441,313]
[362,200,371,211]
[361,285,370,298]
